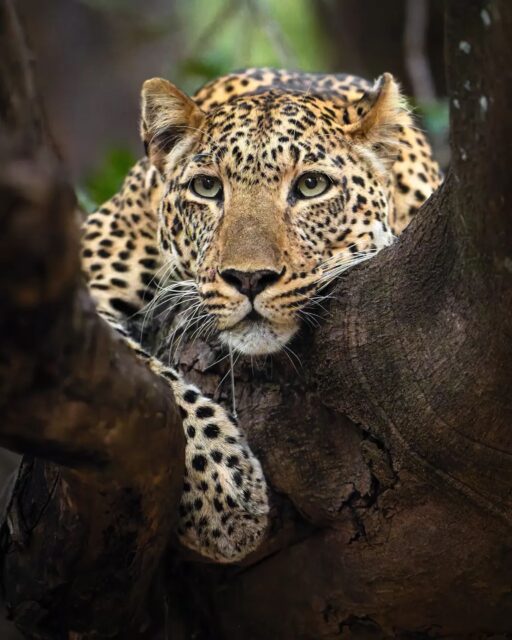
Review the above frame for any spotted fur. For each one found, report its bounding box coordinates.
[81,67,441,561]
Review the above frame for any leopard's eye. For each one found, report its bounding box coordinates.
[295,173,331,199]
[191,175,222,199]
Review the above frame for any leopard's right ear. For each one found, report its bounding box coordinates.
[141,78,205,172]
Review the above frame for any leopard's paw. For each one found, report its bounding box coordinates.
[175,389,269,561]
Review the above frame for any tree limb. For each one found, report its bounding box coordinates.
[0,148,186,639]
[0,0,185,635]
[0,0,56,153]
[0,154,184,482]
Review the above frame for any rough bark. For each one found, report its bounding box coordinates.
[0,3,185,637]
[1,0,512,639]
[0,152,185,638]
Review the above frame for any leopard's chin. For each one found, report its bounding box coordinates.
[219,318,298,355]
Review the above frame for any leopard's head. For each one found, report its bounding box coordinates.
[141,74,410,355]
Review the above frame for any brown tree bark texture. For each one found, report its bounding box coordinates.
[0,154,185,637]
[0,0,511,639]
[0,2,185,637]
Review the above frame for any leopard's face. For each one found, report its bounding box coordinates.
[143,76,405,355]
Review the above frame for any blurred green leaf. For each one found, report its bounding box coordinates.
[174,0,329,93]
[181,51,234,84]
[411,97,449,139]
[82,147,137,207]
[420,99,450,136]
[75,187,98,214]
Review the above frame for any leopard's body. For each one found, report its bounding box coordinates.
[81,68,441,562]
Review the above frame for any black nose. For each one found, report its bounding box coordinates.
[219,268,281,299]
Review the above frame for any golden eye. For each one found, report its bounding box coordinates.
[191,175,222,199]
[295,172,331,199]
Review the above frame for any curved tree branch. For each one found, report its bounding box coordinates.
[0,1,185,636]
[0,148,185,640]
[0,155,183,482]
[307,0,512,520]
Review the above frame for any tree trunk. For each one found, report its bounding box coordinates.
[1,0,512,639]
[0,3,184,638]
[313,0,446,100]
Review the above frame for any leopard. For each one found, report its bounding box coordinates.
[81,67,441,563]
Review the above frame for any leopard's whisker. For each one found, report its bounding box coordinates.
[205,349,231,370]
[215,340,242,397]
[281,343,303,374]
[169,304,210,356]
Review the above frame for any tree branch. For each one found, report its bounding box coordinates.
[0,1,185,634]
[0,0,56,153]
[0,151,184,481]
[0,146,186,638]
[404,0,436,103]
[447,1,512,258]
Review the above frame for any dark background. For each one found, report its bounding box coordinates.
[19,0,448,197]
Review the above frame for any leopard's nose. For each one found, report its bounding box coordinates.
[219,268,281,300]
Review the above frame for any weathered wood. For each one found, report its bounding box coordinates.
[0,147,185,640]
[0,1,185,635]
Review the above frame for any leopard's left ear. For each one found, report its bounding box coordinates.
[141,78,205,172]
[341,73,412,169]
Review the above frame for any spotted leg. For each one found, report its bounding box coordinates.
[98,311,269,562]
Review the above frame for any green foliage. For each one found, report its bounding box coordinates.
[75,186,99,215]
[79,0,328,206]
[81,147,137,210]
[419,99,450,138]
[174,0,329,93]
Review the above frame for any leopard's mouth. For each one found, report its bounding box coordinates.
[218,315,298,355]
[245,308,263,322]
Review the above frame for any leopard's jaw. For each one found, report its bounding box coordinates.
[219,318,299,355]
